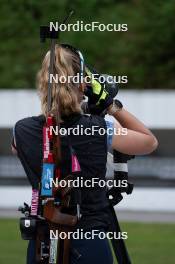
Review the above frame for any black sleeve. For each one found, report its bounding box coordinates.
[14,118,43,189]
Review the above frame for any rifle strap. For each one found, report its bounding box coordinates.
[51,225,72,264]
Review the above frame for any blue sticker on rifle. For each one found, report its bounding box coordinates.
[41,163,54,196]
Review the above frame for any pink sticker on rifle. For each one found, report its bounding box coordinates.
[31,189,39,216]
[72,154,81,172]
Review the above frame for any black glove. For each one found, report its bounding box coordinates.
[84,67,118,115]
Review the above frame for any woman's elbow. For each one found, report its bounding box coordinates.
[146,135,158,154]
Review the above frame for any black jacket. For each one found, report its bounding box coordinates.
[14,113,131,263]
[14,114,110,229]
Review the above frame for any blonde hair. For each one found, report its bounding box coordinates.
[37,44,83,118]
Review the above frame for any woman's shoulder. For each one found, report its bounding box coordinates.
[15,115,45,131]
[81,114,106,127]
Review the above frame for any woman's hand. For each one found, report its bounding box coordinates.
[84,68,117,115]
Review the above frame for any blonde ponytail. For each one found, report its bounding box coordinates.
[37,44,82,118]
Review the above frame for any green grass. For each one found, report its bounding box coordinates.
[0,219,27,264]
[0,219,175,264]
[121,222,175,264]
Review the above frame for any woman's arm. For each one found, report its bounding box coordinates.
[110,108,158,155]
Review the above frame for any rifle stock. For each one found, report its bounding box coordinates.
[43,200,77,226]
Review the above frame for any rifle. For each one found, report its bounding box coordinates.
[19,10,79,264]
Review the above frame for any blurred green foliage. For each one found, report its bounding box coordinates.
[0,0,175,89]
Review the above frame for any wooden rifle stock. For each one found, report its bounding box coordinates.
[43,200,77,226]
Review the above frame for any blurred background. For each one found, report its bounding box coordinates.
[0,0,175,263]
